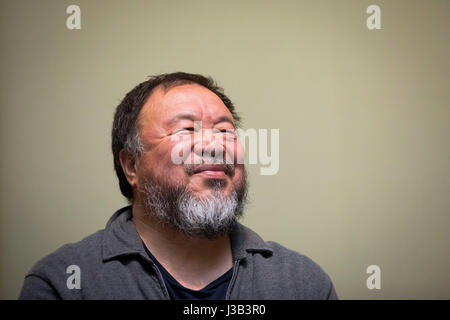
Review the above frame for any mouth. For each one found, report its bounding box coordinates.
[192,164,230,178]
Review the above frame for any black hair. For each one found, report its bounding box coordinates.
[111,72,241,200]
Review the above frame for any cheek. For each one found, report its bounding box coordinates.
[138,143,188,182]
[235,140,245,165]
[231,165,246,193]
[224,137,245,165]
[169,135,194,165]
[233,164,244,178]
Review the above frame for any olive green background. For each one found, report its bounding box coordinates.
[1,0,449,299]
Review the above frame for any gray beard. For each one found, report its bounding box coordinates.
[140,173,247,239]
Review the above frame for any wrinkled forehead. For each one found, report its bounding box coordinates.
[138,83,234,127]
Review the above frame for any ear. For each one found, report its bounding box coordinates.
[119,149,139,188]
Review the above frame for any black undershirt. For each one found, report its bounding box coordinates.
[142,242,233,300]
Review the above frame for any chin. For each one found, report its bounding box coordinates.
[194,186,232,199]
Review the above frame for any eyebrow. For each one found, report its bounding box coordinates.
[168,113,236,128]
[215,115,236,128]
[168,113,197,125]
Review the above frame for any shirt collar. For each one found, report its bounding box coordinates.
[102,206,273,262]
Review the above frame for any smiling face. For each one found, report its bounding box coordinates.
[134,83,245,199]
[119,83,247,237]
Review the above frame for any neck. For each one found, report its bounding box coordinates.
[131,201,233,290]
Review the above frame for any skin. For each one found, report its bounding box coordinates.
[119,83,245,290]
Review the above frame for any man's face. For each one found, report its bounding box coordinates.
[135,83,245,199]
[129,83,247,237]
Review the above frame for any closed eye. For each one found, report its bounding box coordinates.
[213,129,237,139]
[212,128,235,134]
[173,127,195,134]
[220,129,237,136]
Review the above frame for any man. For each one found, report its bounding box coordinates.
[19,72,338,299]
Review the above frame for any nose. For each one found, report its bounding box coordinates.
[193,128,225,163]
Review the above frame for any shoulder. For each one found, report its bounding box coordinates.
[253,240,338,299]
[19,229,106,299]
[265,241,327,275]
[25,229,105,280]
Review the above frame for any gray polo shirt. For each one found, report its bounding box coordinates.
[18,206,338,300]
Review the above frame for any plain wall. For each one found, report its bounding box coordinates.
[1,0,449,299]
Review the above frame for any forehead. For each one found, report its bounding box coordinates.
[139,83,233,125]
